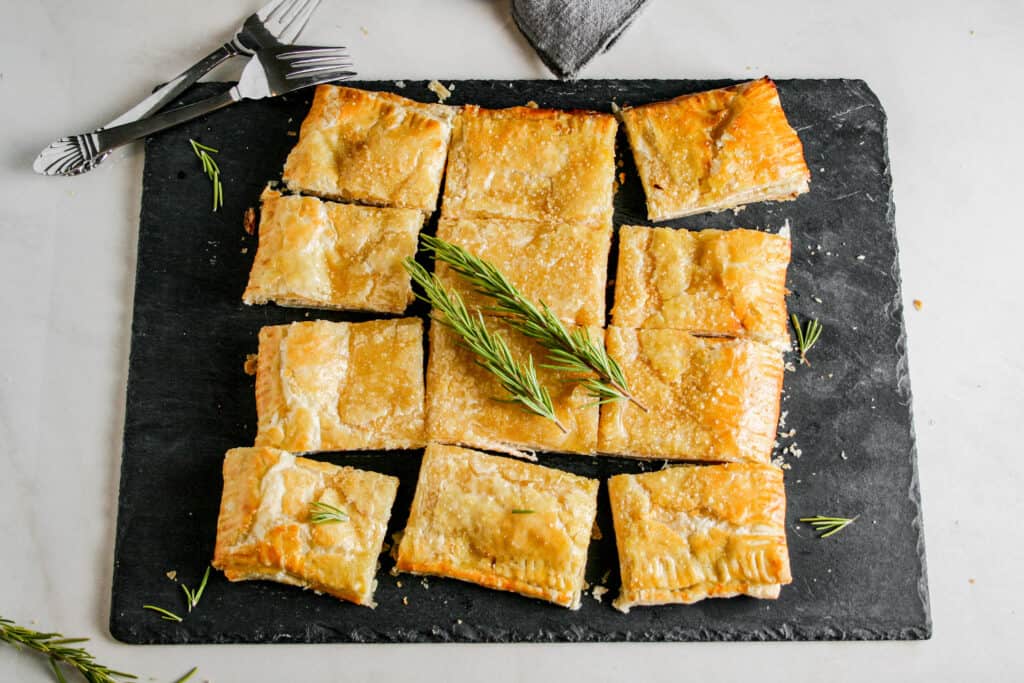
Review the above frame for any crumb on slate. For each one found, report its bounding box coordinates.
[427,80,451,103]
[592,586,608,602]
[286,130,297,136]
[243,207,256,235]
[394,80,406,88]
[166,570,177,581]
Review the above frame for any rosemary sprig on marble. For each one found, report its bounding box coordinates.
[0,615,137,683]
[172,667,199,683]
[790,314,823,365]
[800,515,857,538]
[310,501,349,524]
[189,139,223,212]
[419,235,645,411]
[404,258,566,432]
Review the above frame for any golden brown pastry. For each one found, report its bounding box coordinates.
[282,85,455,211]
[611,225,791,349]
[425,317,600,456]
[254,319,426,452]
[441,105,617,223]
[212,447,399,607]
[396,443,599,609]
[608,462,791,611]
[242,189,422,314]
[598,327,783,463]
[435,216,613,327]
[620,78,810,221]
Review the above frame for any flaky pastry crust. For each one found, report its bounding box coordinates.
[212,447,399,607]
[282,85,455,211]
[598,328,783,463]
[621,78,810,221]
[243,189,422,313]
[396,444,599,608]
[254,319,426,452]
[612,225,791,349]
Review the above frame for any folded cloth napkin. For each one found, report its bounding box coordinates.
[512,0,651,79]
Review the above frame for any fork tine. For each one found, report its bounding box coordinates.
[286,64,355,79]
[278,47,347,59]
[277,0,322,44]
[286,55,352,68]
[286,70,356,87]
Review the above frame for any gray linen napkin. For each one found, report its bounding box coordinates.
[512,0,651,79]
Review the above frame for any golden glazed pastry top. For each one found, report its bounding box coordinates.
[212,447,399,607]
[612,225,791,349]
[255,318,426,452]
[441,105,618,223]
[426,317,600,456]
[608,462,791,611]
[243,189,422,314]
[621,78,810,221]
[598,327,783,463]
[396,443,599,609]
[282,85,455,211]
[435,216,613,327]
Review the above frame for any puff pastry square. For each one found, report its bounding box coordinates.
[242,189,422,313]
[608,462,791,611]
[598,327,783,463]
[621,78,810,221]
[426,317,600,456]
[213,447,399,607]
[282,85,455,211]
[612,225,791,349]
[436,216,613,327]
[396,443,599,609]
[255,319,426,452]
[441,105,617,223]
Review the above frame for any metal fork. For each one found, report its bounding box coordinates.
[36,0,322,175]
[34,46,354,177]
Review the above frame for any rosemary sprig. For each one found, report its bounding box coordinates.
[189,139,223,212]
[142,605,182,623]
[180,566,210,613]
[0,615,137,683]
[800,515,858,538]
[172,667,198,683]
[791,314,823,365]
[419,235,645,411]
[404,257,566,432]
[310,500,350,524]
[510,509,535,514]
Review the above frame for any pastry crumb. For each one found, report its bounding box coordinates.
[778,219,791,238]
[394,80,406,88]
[243,353,258,376]
[812,295,823,304]
[396,580,402,588]
[784,361,796,372]
[856,254,865,260]
[618,172,626,184]
[456,618,463,624]
[592,586,608,602]
[286,130,297,136]
[421,577,430,589]
[427,80,451,103]
[243,207,256,235]
[165,570,177,581]
[241,247,248,254]
[402,596,409,605]
[610,101,621,115]
[840,450,848,460]
[524,100,539,108]
[913,299,923,310]
[968,578,976,584]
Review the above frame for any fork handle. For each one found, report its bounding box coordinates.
[94,89,241,153]
[104,44,238,128]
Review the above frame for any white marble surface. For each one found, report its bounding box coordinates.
[1,0,1021,680]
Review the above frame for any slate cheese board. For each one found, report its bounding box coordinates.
[110,79,931,643]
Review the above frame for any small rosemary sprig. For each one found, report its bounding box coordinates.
[419,235,645,411]
[180,566,210,613]
[172,667,198,683]
[189,139,223,212]
[510,509,535,514]
[0,615,137,683]
[310,501,349,524]
[791,313,823,365]
[142,604,182,623]
[800,515,858,538]
[404,257,566,432]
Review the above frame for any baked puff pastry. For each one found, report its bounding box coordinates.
[243,189,422,314]
[441,105,617,224]
[620,78,810,221]
[612,225,791,350]
[282,85,455,212]
[435,216,613,327]
[598,327,783,463]
[213,447,399,607]
[426,317,600,457]
[254,319,426,452]
[396,444,599,609]
[608,462,791,611]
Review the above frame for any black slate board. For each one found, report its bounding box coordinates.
[110,79,931,643]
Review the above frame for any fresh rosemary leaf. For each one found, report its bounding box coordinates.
[189,139,224,212]
[419,235,646,411]
[790,314,823,365]
[172,666,199,683]
[142,604,183,622]
[404,257,566,432]
[0,615,137,682]
[181,566,211,613]
[310,500,350,524]
[800,515,857,538]
[510,509,535,514]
